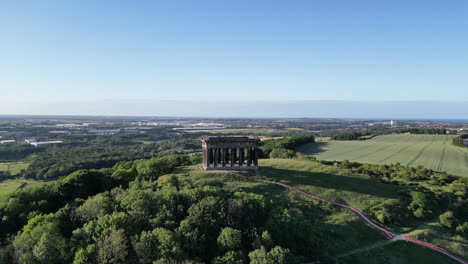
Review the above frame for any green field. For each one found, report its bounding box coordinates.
[0,161,29,175]
[297,134,468,177]
[0,179,44,194]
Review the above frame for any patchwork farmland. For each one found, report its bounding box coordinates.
[297,134,468,177]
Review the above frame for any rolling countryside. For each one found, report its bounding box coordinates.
[297,134,468,177]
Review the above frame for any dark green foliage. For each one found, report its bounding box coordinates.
[269,148,295,159]
[0,155,191,243]
[0,153,330,263]
[260,135,315,158]
[332,131,372,140]
[452,134,468,147]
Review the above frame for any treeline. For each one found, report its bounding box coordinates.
[453,134,468,147]
[0,144,42,161]
[260,135,315,159]
[321,128,457,141]
[331,131,372,140]
[392,128,453,135]
[0,154,330,264]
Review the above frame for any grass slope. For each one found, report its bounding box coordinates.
[337,240,459,264]
[297,134,468,177]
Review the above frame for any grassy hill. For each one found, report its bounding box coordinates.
[168,159,465,263]
[297,134,468,177]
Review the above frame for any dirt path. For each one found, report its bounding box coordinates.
[235,173,467,264]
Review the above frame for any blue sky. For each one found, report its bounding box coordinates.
[0,1,467,117]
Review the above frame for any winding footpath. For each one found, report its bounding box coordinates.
[235,173,467,264]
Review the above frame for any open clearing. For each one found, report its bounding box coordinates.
[0,179,45,195]
[297,134,468,177]
[0,161,29,175]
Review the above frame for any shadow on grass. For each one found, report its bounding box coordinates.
[251,166,400,199]
[296,142,331,155]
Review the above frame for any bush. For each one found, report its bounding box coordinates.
[269,148,295,159]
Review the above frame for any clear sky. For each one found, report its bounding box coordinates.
[1,1,467,118]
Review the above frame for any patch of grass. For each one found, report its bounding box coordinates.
[337,240,460,264]
[408,223,467,258]
[0,179,45,195]
[0,161,29,175]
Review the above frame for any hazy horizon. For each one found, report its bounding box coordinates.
[1,100,467,120]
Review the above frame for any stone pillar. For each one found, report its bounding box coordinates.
[253,147,258,166]
[218,148,222,165]
[205,148,210,168]
[231,148,236,167]
[222,148,227,167]
[247,147,252,166]
[213,148,218,167]
[239,148,244,166]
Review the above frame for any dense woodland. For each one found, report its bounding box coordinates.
[0,153,331,264]
[259,135,315,159]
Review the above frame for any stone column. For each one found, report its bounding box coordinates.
[218,148,222,165]
[247,147,252,166]
[253,147,258,166]
[205,148,210,168]
[239,148,244,166]
[213,148,218,167]
[231,148,236,167]
[222,148,227,167]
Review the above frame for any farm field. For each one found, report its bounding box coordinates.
[0,161,29,175]
[297,134,468,177]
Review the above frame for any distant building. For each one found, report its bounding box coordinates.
[87,129,120,135]
[30,141,63,147]
[0,140,16,144]
[49,131,72,134]
[56,124,84,128]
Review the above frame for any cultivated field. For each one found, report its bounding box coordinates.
[297,134,468,177]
